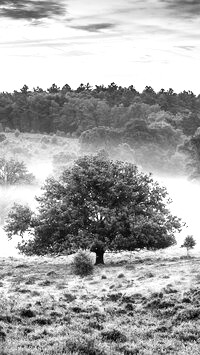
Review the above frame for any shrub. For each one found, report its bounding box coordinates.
[71,250,94,277]
[14,129,20,137]
[5,126,11,133]
[101,274,107,279]
[0,134,6,142]
[0,123,3,132]
[20,308,36,318]
[117,272,125,278]
[62,292,77,302]
[101,328,127,342]
[56,130,65,137]
[40,136,49,144]
[51,134,58,144]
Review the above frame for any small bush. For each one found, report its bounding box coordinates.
[40,136,49,144]
[56,130,65,137]
[32,316,52,325]
[117,272,125,278]
[101,328,127,342]
[0,123,3,132]
[101,274,107,279]
[20,308,36,318]
[71,250,94,277]
[14,129,20,137]
[0,134,6,142]
[51,135,58,144]
[62,292,77,302]
[46,270,58,277]
[5,126,11,133]
[174,307,200,322]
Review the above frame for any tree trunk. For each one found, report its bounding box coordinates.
[95,250,105,265]
[90,241,105,265]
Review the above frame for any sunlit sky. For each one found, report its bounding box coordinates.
[1,0,200,93]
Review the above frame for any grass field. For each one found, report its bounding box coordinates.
[0,248,200,355]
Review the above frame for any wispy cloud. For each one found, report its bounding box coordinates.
[160,0,200,19]
[175,45,196,51]
[70,22,115,33]
[0,0,67,21]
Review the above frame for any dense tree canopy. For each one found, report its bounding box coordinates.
[0,158,35,185]
[4,155,182,263]
[1,82,200,178]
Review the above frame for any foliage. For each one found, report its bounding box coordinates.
[14,129,20,137]
[51,135,58,144]
[4,203,33,239]
[71,250,94,277]
[0,133,6,142]
[79,126,122,151]
[0,158,35,185]
[52,151,77,166]
[0,83,200,178]
[181,235,196,256]
[4,155,182,259]
[40,135,50,144]
[179,129,200,179]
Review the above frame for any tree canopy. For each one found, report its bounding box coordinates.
[4,155,182,263]
[0,158,35,185]
[1,82,200,177]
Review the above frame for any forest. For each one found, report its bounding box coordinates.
[0,82,200,178]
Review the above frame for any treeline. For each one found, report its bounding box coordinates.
[1,82,200,177]
[0,82,200,134]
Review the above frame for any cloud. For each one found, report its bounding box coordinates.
[70,23,115,33]
[0,0,67,21]
[175,45,196,51]
[160,0,200,18]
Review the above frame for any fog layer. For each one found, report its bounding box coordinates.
[156,175,200,248]
[0,156,199,257]
[0,159,53,257]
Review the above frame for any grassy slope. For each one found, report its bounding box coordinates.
[0,250,200,355]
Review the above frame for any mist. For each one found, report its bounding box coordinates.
[0,139,200,258]
[0,158,54,257]
[155,175,200,248]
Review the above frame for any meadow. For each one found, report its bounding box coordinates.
[0,248,200,355]
[1,132,200,354]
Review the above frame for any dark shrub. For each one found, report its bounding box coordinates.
[101,328,127,342]
[71,250,94,277]
[20,309,36,318]
[32,316,52,325]
[62,292,77,302]
[0,134,6,142]
[14,129,20,137]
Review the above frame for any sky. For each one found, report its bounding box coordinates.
[0,0,200,93]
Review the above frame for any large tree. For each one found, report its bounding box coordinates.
[4,155,182,263]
